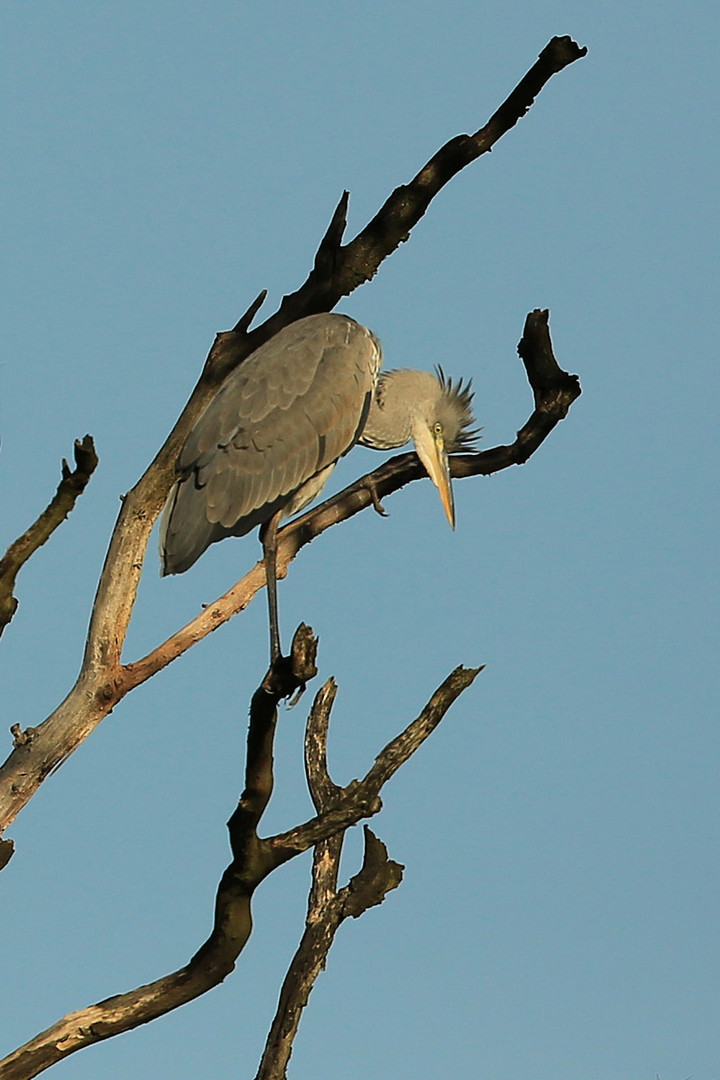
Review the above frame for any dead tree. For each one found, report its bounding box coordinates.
[0,36,585,1080]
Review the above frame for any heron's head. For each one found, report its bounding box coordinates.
[362,366,479,528]
[407,367,479,530]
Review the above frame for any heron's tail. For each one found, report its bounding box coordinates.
[159,480,217,575]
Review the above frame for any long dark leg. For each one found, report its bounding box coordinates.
[260,510,284,664]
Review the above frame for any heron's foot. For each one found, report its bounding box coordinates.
[262,624,318,701]
[262,652,295,698]
[364,479,388,517]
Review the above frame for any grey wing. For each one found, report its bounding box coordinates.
[161,313,380,574]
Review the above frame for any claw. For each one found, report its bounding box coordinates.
[365,480,389,517]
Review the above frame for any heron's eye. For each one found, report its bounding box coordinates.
[433,422,443,437]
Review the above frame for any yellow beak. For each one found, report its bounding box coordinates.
[412,423,456,529]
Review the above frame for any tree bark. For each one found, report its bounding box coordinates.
[0,640,479,1080]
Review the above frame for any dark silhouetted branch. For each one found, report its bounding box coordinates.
[255,37,587,348]
[0,838,13,872]
[256,829,402,1080]
[202,37,586,385]
[0,627,318,1080]
[0,640,476,1080]
[232,289,269,335]
[266,664,482,866]
[0,436,98,639]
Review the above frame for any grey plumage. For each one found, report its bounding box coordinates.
[160,312,477,659]
[360,367,477,452]
[161,314,382,575]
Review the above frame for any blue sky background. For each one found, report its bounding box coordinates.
[1,3,718,1078]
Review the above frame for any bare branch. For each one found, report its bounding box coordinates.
[232,289,268,335]
[255,678,406,1080]
[225,625,319,864]
[0,643,476,1079]
[0,628,317,1080]
[0,838,13,872]
[267,664,482,865]
[0,436,98,639]
[304,679,342,813]
[255,684,347,1080]
[256,829,402,1080]
[194,39,586,384]
[250,36,588,336]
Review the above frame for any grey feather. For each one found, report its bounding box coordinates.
[161,313,381,574]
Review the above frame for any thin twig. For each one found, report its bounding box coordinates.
[0,436,98,639]
[266,664,482,865]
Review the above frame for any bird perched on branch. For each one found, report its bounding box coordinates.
[160,312,477,662]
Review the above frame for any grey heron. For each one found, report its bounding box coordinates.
[160,313,477,662]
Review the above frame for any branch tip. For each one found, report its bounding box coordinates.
[0,434,99,640]
[234,289,268,334]
[312,191,351,280]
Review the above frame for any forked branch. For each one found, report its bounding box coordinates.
[0,436,98,640]
[0,636,478,1080]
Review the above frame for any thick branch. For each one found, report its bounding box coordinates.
[221,625,319,880]
[0,629,317,1080]
[0,648,476,1080]
[0,436,98,639]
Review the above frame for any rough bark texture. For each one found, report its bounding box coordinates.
[0,640,479,1080]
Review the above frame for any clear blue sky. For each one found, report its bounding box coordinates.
[1,3,718,1078]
